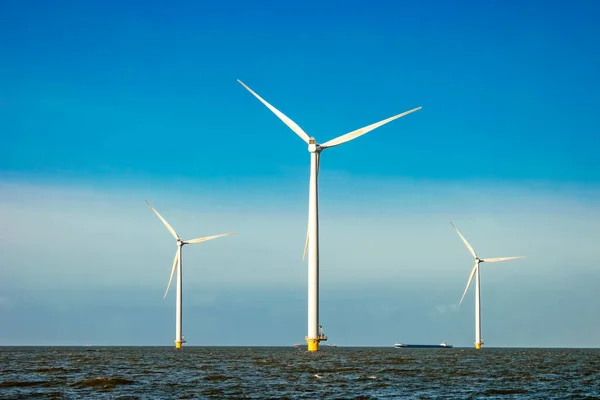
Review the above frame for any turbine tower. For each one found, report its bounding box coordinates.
[451,222,525,349]
[145,200,235,349]
[239,79,421,351]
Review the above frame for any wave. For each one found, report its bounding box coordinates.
[71,377,135,389]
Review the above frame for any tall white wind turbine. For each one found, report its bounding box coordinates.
[145,200,235,349]
[239,79,421,351]
[450,222,525,349]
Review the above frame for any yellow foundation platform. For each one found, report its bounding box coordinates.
[307,338,319,352]
[475,343,481,349]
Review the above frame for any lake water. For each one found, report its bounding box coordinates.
[1,347,598,399]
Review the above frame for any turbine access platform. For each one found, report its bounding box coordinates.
[305,325,328,351]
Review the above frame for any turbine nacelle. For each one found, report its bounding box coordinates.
[308,138,322,153]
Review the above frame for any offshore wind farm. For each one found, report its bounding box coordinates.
[2,0,600,398]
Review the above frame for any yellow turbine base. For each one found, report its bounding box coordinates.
[175,341,183,349]
[475,343,482,350]
[307,338,320,352]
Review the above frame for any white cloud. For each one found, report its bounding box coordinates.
[1,177,599,289]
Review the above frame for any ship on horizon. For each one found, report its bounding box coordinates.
[394,341,453,349]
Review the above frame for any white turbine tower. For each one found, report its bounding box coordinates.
[239,79,421,351]
[145,200,235,349]
[451,221,525,349]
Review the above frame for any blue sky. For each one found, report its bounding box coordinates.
[1,0,600,347]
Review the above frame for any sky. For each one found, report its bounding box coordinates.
[1,0,599,347]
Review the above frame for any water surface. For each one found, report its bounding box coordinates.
[1,347,598,399]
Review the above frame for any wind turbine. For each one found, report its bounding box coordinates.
[238,79,421,351]
[145,200,235,349]
[450,221,525,349]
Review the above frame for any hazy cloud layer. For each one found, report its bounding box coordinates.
[0,177,599,347]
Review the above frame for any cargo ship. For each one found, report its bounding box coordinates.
[394,341,453,349]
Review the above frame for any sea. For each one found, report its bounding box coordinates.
[1,347,598,399]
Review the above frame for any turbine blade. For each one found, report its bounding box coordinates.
[302,227,309,261]
[320,107,421,149]
[164,250,179,299]
[482,256,526,263]
[237,80,310,144]
[458,263,478,307]
[145,200,179,240]
[185,232,236,244]
[450,221,478,259]
[303,152,320,261]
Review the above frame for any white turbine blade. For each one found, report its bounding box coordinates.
[302,152,320,261]
[301,176,311,261]
[237,80,310,144]
[145,200,179,240]
[185,232,236,244]
[302,228,309,261]
[450,221,478,259]
[320,107,421,149]
[458,263,478,307]
[482,256,526,263]
[163,250,179,299]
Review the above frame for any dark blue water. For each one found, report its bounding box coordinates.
[1,347,598,399]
